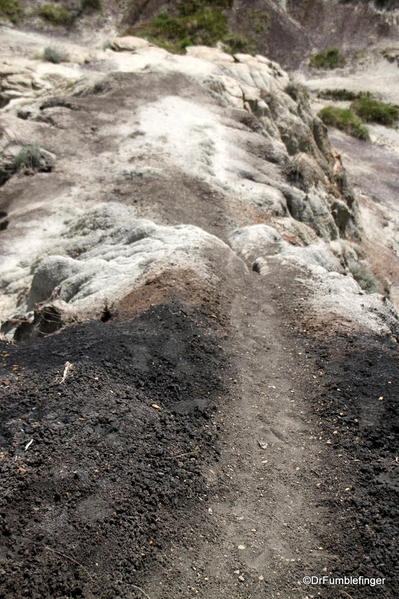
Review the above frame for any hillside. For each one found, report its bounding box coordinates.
[0,2,399,598]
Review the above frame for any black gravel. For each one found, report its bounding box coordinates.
[311,332,399,597]
[0,302,226,599]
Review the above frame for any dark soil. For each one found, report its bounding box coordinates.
[0,302,226,599]
[310,332,399,595]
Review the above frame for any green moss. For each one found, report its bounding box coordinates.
[318,89,372,101]
[310,47,346,69]
[38,4,74,26]
[318,106,370,140]
[351,97,399,126]
[0,0,22,23]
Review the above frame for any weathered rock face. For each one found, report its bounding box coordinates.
[0,35,365,334]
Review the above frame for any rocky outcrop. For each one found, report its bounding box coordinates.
[0,28,396,340]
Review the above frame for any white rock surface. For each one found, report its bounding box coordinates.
[1,202,237,318]
[229,223,398,335]
[0,27,385,335]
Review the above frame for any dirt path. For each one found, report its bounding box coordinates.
[141,263,332,599]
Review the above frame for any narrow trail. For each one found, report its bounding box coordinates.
[142,264,330,599]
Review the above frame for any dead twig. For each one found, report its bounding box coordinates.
[339,590,354,599]
[131,584,152,599]
[44,546,92,580]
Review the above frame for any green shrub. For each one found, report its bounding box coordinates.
[318,88,372,101]
[351,97,399,126]
[318,106,370,140]
[310,47,346,69]
[38,4,74,26]
[347,260,378,294]
[81,0,101,10]
[285,81,310,102]
[42,46,67,63]
[128,1,244,54]
[0,0,22,23]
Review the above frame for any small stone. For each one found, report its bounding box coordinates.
[238,545,246,550]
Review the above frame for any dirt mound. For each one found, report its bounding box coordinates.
[0,302,226,599]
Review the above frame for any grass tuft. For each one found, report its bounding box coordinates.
[42,46,67,63]
[310,47,346,69]
[318,106,370,140]
[351,97,399,126]
[347,260,378,294]
[13,145,44,170]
